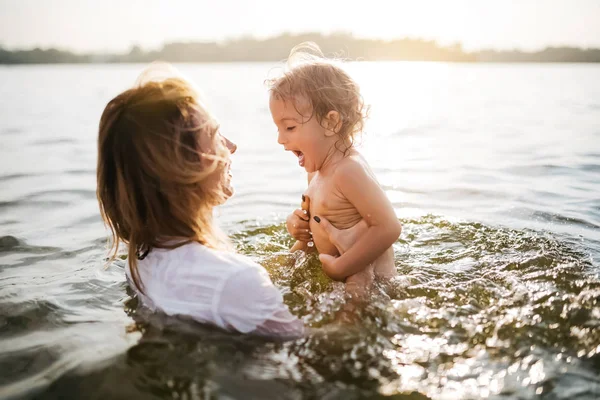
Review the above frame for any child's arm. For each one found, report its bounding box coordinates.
[317,161,401,281]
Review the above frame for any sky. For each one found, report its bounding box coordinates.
[1,0,599,53]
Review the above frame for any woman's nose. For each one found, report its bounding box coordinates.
[224,136,237,154]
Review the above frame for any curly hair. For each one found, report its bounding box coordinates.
[267,42,369,152]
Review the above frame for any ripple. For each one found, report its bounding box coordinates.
[0,299,62,338]
[0,127,23,135]
[0,244,98,269]
[0,235,59,254]
[0,173,30,183]
[32,138,77,146]
[529,209,600,230]
[2,215,599,399]
[0,235,21,251]
[2,62,600,399]
[580,163,600,173]
[503,164,576,177]
[22,189,96,200]
[0,189,97,210]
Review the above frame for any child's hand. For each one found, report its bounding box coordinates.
[286,195,312,242]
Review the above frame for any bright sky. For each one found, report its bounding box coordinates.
[1,0,599,52]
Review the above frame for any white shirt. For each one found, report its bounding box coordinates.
[126,242,304,338]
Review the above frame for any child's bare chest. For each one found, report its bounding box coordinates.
[305,173,362,231]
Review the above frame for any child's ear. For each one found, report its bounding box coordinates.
[324,111,341,136]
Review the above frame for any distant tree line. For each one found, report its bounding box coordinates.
[1,33,599,64]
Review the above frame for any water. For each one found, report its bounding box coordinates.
[0,63,599,399]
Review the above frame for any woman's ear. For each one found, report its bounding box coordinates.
[324,111,341,136]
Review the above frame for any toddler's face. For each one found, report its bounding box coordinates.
[269,94,331,173]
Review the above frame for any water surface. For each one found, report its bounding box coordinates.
[0,63,599,399]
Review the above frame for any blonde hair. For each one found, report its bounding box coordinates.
[268,42,368,151]
[97,69,230,292]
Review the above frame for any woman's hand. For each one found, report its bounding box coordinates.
[286,195,312,242]
[314,216,368,280]
[318,216,368,255]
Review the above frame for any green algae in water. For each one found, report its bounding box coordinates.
[224,216,600,398]
[80,216,600,399]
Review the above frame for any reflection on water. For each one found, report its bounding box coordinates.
[2,217,598,399]
[0,63,599,399]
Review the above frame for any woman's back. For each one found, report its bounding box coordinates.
[128,242,304,337]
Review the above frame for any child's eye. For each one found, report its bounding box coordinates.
[286,126,296,131]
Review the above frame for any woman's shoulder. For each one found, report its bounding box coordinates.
[131,242,302,337]
[132,241,269,308]
[133,241,265,297]
[151,241,261,273]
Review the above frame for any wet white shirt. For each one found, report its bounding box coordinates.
[126,242,304,338]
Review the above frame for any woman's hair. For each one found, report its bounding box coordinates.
[267,42,369,151]
[97,69,230,292]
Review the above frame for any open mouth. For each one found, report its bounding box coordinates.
[292,150,305,167]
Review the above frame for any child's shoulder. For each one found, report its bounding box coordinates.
[334,151,373,180]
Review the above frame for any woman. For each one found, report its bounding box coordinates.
[96,68,363,338]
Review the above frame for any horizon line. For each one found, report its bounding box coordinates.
[2,31,599,55]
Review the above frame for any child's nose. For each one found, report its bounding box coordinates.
[277,130,287,145]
